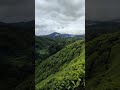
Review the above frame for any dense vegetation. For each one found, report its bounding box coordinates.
[86,32,120,90]
[35,40,85,90]
[86,21,120,41]
[35,36,56,62]
[0,21,34,90]
[35,36,82,65]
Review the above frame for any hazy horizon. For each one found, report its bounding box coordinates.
[35,31,85,36]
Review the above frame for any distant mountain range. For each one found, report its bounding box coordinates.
[0,20,34,29]
[86,20,120,27]
[41,32,85,39]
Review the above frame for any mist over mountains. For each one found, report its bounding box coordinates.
[40,32,85,39]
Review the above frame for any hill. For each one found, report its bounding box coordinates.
[35,40,85,90]
[41,32,85,39]
[0,21,34,90]
[86,20,120,41]
[35,36,59,65]
[35,36,56,49]
[35,35,84,65]
[86,32,120,90]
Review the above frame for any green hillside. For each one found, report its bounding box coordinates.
[35,36,56,63]
[35,36,56,49]
[35,40,85,90]
[35,36,83,65]
[0,27,34,89]
[86,32,120,90]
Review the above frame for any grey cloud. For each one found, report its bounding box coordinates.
[0,0,24,6]
[35,0,85,35]
[0,0,34,22]
[58,0,84,17]
[86,0,120,21]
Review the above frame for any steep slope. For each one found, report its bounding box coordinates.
[35,36,65,65]
[35,40,85,90]
[0,21,34,90]
[35,36,56,61]
[86,32,120,90]
[35,36,83,65]
[35,36,56,50]
[86,21,120,41]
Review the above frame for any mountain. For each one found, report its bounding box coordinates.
[45,32,75,38]
[0,21,34,90]
[8,20,35,29]
[86,20,100,26]
[35,35,84,65]
[35,36,56,50]
[86,32,120,90]
[86,20,120,89]
[0,21,34,30]
[86,20,120,27]
[0,22,6,27]
[86,20,120,41]
[35,40,85,90]
[35,36,58,64]
[42,32,84,39]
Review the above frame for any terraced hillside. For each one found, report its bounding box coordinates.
[35,40,85,90]
[86,32,120,90]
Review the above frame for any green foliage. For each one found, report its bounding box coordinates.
[35,36,83,65]
[35,36,56,61]
[0,26,34,90]
[35,40,85,90]
[86,32,120,90]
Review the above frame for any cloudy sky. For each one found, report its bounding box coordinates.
[35,0,85,35]
[0,0,34,23]
[86,0,120,21]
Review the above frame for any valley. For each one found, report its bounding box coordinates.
[35,33,85,90]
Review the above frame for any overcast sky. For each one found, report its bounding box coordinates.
[35,0,85,35]
[0,0,34,23]
[86,0,120,21]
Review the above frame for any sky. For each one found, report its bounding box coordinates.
[0,0,120,34]
[35,0,85,35]
[86,0,120,21]
[0,0,34,23]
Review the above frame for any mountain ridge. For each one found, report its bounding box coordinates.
[41,32,85,39]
